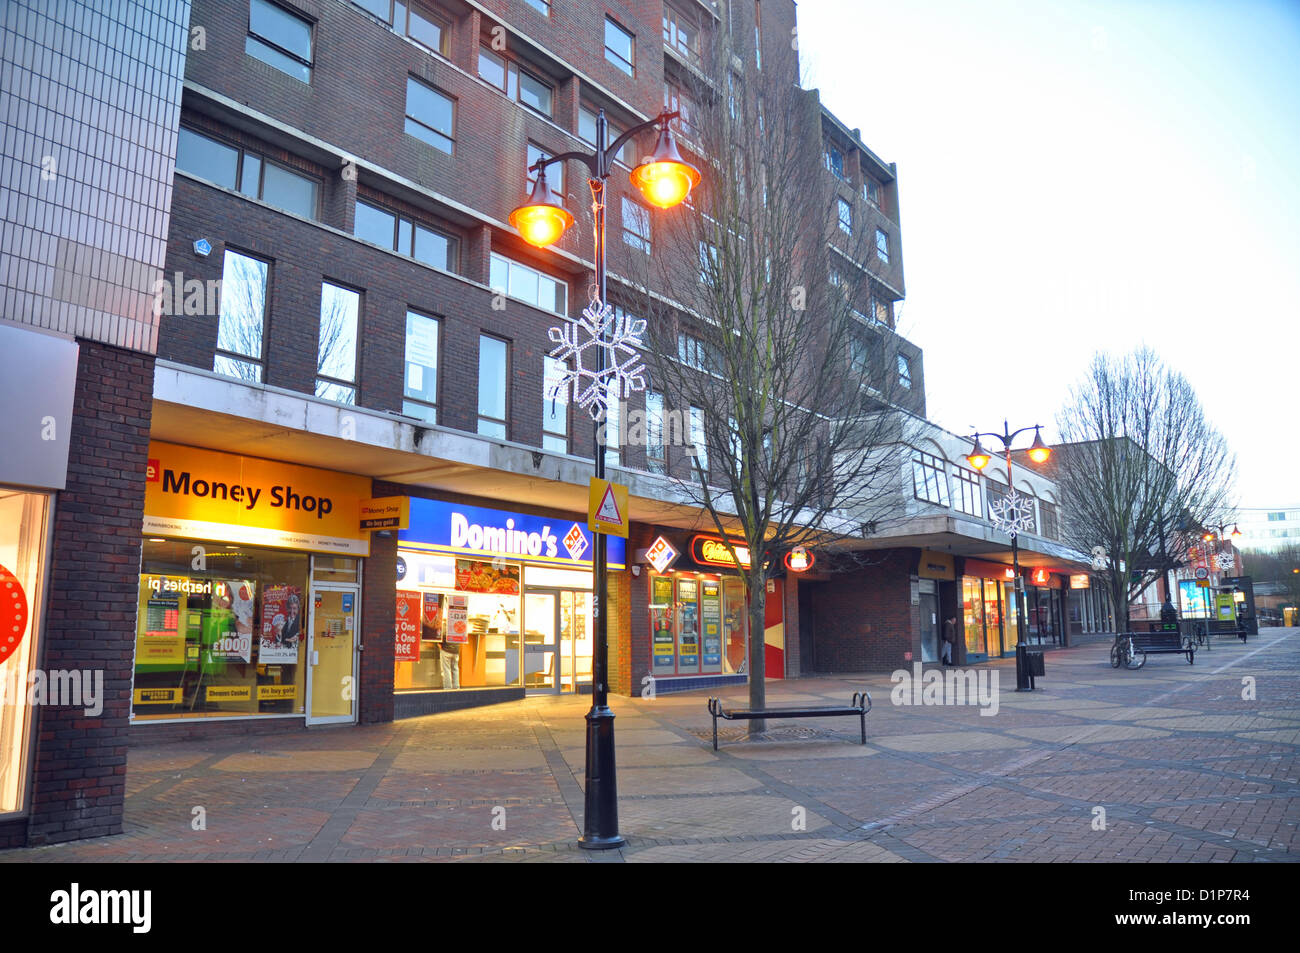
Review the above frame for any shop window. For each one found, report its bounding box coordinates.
[605,17,635,75]
[353,199,457,271]
[489,252,568,315]
[912,451,950,506]
[0,490,51,814]
[649,571,744,677]
[405,76,455,153]
[214,249,269,382]
[403,310,439,423]
[132,540,311,720]
[622,197,652,253]
[177,126,319,219]
[478,334,509,438]
[247,0,313,82]
[316,282,360,404]
[542,356,569,453]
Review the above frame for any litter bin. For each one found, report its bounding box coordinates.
[1024,650,1045,677]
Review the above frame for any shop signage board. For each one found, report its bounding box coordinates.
[399,498,626,568]
[143,442,372,556]
[360,496,410,530]
[646,536,679,573]
[917,550,955,580]
[690,535,751,568]
[1069,574,1090,589]
[784,547,814,572]
[588,478,629,537]
[1031,568,1050,585]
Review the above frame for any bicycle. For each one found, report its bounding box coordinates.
[1110,633,1146,670]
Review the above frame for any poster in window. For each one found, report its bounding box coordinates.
[395,590,422,662]
[446,593,470,644]
[651,575,672,606]
[205,579,256,663]
[138,595,185,665]
[455,558,521,594]
[258,584,302,663]
[651,606,675,669]
[700,579,722,667]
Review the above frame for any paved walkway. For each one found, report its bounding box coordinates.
[4,630,1297,863]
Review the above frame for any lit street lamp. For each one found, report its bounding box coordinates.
[509,109,699,849]
[965,423,1052,691]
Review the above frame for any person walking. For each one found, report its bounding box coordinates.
[942,615,957,666]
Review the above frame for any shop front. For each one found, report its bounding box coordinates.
[132,442,372,726]
[961,559,1021,661]
[395,497,626,712]
[1025,567,1065,645]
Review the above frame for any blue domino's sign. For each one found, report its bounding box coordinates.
[398,497,626,569]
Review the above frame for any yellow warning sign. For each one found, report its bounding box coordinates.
[588,478,629,538]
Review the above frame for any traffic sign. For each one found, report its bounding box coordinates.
[588,477,629,538]
[1194,566,1209,581]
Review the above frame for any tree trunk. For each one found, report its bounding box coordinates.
[747,579,766,734]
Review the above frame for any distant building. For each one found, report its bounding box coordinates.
[1236,506,1300,553]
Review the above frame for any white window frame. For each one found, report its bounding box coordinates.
[605,17,635,75]
[489,252,568,316]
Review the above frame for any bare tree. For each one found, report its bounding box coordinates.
[1053,348,1236,631]
[622,27,914,727]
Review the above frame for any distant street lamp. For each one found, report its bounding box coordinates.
[965,423,1052,690]
[509,109,699,850]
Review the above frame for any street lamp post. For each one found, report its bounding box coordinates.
[964,423,1051,691]
[509,109,698,850]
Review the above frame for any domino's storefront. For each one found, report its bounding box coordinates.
[392,496,626,717]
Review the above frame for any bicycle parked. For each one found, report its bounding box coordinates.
[1110,633,1146,670]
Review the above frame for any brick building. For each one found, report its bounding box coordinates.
[1,0,1096,846]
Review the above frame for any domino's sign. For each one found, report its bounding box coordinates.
[399,498,626,569]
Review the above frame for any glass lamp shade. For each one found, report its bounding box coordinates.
[630,125,700,209]
[966,437,991,471]
[509,167,574,247]
[1027,428,1052,464]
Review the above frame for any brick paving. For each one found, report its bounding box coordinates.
[2,629,1297,863]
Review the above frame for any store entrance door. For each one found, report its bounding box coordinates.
[306,584,359,724]
[523,588,592,694]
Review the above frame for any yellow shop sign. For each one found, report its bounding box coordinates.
[256,685,297,701]
[143,442,371,556]
[133,687,182,705]
[206,686,253,702]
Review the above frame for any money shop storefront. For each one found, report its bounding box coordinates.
[133,442,372,726]
[394,497,626,713]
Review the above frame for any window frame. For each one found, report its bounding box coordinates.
[912,451,951,507]
[177,125,320,220]
[213,247,271,383]
[662,3,700,61]
[489,252,568,316]
[480,45,555,118]
[477,333,511,439]
[246,0,314,83]
[824,144,846,180]
[897,353,912,390]
[353,198,458,272]
[954,467,982,516]
[579,106,633,166]
[622,196,652,254]
[875,228,891,263]
[645,390,666,473]
[542,356,570,453]
[604,17,635,75]
[316,280,362,405]
[527,143,564,198]
[402,309,441,423]
[404,75,456,154]
[837,197,853,235]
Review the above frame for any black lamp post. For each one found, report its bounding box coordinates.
[509,109,698,850]
[964,422,1051,691]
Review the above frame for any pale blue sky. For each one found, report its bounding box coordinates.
[798,0,1300,507]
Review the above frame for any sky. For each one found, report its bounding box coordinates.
[797,0,1300,508]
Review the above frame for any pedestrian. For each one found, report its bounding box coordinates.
[942,615,957,665]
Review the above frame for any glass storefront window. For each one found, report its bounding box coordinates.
[133,539,309,720]
[649,571,747,677]
[0,490,50,815]
[962,576,985,656]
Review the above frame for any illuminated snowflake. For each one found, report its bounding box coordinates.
[1214,551,1236,572]
[547,300,647,420]
[989,489,1036,538]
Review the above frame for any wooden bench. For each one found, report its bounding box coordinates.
[706,692,872,750]
[1124,630,1195,667]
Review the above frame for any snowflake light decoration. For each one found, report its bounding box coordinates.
[1214,551,1236,572]
[989,489,1036,538]
[547,300,647,419]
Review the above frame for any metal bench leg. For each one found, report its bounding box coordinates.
[859,710,866,744]
[712,711,718,751]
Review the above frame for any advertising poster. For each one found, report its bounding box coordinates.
[446,594,470,644]
[259,584,302,663]
[138,595,186,665]
[651,607,675,669]
[395,590,422,662]
[651,575,672,606]
[205,579,255,663]
[701,580,722,667]
[455,558,521,594]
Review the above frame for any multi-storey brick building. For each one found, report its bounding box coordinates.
[1,0,1097,847]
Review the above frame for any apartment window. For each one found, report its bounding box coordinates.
[405,77,455,153]
[247,0,313,82]
[214,250,269,382]
[177,127,319,219]
[1267,512,1285,521]
[824,145,845,180]
[848,332,872,377]
[622,197,652,253]
[872,295,891,325]
[542,357,569,452]
[689,406,708,474]
[479,47,554,117]
[605,18,635,75]
[662,82,698,140]
[897,353,912,390]
[524,0,550,14]
[985,480,1008,520]
[490,252,568,315]
[526,143,564,197]
[317,282,360,404]
[698,241,718,286]
[829,267,844,292]
[728,415,742,477]
[837,198,853,235]
[355,1,448,54]
[863,177,880,206]
[478,335,509,438]
[603,386,621,469]
[403,311,439,423]
[678,332,706,371]
[579,107,632,165]
[663,4,698,60]
[954,467,982,516]
[754,0,762,69]
[875,228,890,263]
[912,452,950,507]
[645,391,666,473]
[1040,499,1060,539]
[353,199,457,271]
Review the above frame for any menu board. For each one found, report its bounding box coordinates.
[701,579,722,670]
[446,594,470,644]
[395,590,421,662]
[455,559,520,594]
